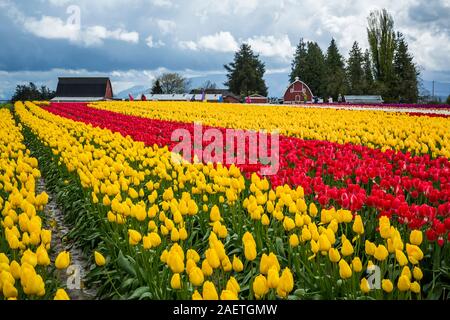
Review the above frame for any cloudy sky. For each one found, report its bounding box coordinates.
[0,0,449,98]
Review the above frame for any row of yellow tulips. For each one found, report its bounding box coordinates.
[0,108,70,300]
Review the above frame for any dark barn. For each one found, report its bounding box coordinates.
[52,77,113,102]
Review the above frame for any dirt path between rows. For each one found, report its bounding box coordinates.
[37,178,97,300]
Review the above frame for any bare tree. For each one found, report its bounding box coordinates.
[156,73,191,94]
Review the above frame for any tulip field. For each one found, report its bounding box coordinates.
[1,101,449,301]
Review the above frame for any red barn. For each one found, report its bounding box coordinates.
[245,94,268,104]
[283,77,314,104]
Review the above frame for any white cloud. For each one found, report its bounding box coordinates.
[22,15,139,46]
[179,40,198,51]
[146,35,165,48]
[246,35,295,61]
[179,32,238,52]
[198,32,239,52]
[151,0,174,8]
[156,19,176,34]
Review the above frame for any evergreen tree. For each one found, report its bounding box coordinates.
[289,38,307,83]
[224,43,268,97]
[393,32,419,103]
[346,42,365,95]
[324,38,346,100]
[362,49,375,94]
[302,42,326,98]
[151,79,163,94]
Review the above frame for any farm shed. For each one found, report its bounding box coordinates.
[245,94,268,104]
[51,77,113,102]
[344,96,384,104]
[190,89,241,103]
[283,77,314,104]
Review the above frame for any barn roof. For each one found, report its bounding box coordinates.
[55,77,113,98]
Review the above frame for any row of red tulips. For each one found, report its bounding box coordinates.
[46,103,450,245]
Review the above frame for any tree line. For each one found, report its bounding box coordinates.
[223,8,421,103]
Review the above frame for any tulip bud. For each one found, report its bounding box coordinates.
[374,245,389,261]
[252,275,269,299]
[128,229,142,246]
[352,257,362,272]
[232,255,244,272]
[382,279,393,293]
[289,234,299,248]
[395,250,408,266]
[171,273,182,290]
[413,267,423,281]
[192,290,203,300]
[410,281,421,294]
[55,251,70,270]
[352,215,364,235]
[341,239,354,257]
[94,251,106,267]
[54,288,70,300]
[328,248,341,263]
[360,278,370,293]
[397,275,411,292]
[226,277,240,295]
[409,230,423,246]
[339,259,352,279]
[202,281,219,300]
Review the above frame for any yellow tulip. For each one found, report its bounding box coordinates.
[277,268,294,296]
[226,277,240,295]
[201,260,213,277]
[210,205,221,222]
[360,278,370,293]
[409,230,423,246]
[189,267,204,287]
[382,279,394,293]
[341,239,354,257]
[267,267,280,289]
[55,251,70,270]
[328,248,341,263]
[54,288,70,300]
[220,290,238,300]
[192,290,203,300]
[406,244,423,265]
[128,229,142,246]
[410,281,421,294]
[205,249,221,269]
[171,273,182,290]
[318,234,331,252]
[94,251,106,267]
[374,245,389,261]
[413,267,423,281]
[395,250,408,266]
[339,259,352,279]
[289,234,299,247]
[352,257,362,272]
[202,281,219,300]
[397,275,411,292]
[232,255,244,272]
[253,275,269,299]
[352,215,364,235]
[3,282,18,299]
